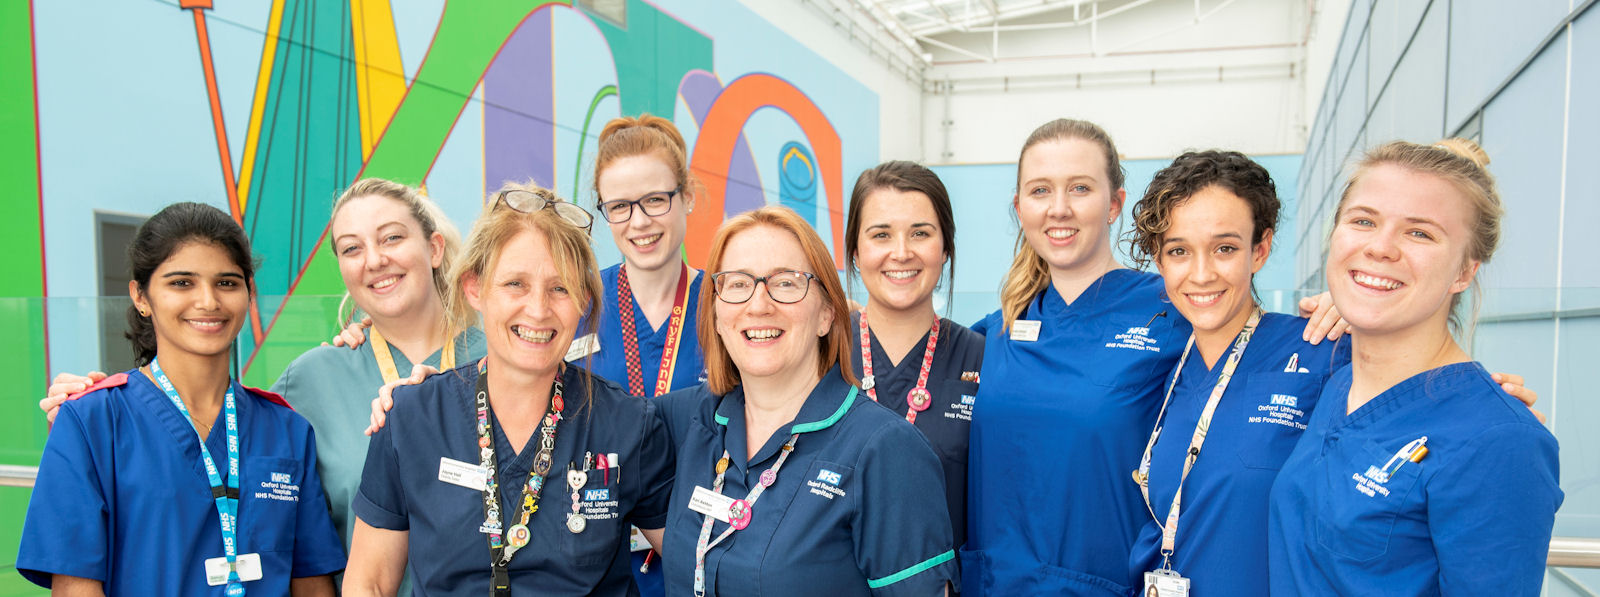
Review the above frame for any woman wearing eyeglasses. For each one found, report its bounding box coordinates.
[654,206,957,596]
[342,183,674,596]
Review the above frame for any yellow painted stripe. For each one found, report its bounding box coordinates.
[351,0,406,160]
[235,0,285,212]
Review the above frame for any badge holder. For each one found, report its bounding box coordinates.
[1142,568,1190,597]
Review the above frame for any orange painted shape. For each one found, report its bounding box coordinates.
[686,73,844,269]
[180,0,213,9]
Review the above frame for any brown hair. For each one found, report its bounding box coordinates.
[593,114,696,202]
[844,161,957,306]
[698,206,858,395]
[1334,138,1502,332]
[1128,149,1280,269]
[999,118,1125,330]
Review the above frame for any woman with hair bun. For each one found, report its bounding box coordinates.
[1268,139,1562,595]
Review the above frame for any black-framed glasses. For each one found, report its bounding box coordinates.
[711,270,818,304]
[497,189,594,232]
[596,188,680,224]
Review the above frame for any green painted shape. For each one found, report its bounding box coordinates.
[243,0,571,387]
[587,0,713,118]
[572,84,618,200]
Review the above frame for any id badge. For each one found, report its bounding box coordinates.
[205,553,263,585]
[688,485,734,523]
[1142,569,1190,597]
[629,526,650,552]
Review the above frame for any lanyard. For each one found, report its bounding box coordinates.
[1134,309,1261,568]
[616,262,692,397]
[371,326,457,385]
[693,432,801,597]
[150,358,245,596]
[857,310,940,424]
[477,362,565,596]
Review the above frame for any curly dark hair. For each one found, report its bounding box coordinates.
[1127,149,1280,270]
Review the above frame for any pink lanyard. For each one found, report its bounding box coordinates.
[857,309,940,424]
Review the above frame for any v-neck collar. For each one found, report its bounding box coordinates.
[712,368,858,472]
[134,370,243,483]
[1329,361,1482,433]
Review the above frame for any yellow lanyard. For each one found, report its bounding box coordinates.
[371,326,457,384]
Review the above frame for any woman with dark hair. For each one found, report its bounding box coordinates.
[844,161,983,555]
[18,202,345,595]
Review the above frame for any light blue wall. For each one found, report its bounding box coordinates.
[1298,1,1597,591]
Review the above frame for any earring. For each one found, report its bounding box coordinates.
[139,309,149,317]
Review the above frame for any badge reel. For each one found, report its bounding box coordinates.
[1143,568,1190,597]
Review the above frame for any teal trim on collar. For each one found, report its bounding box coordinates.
[791,386,857,434]
[714,411,729,426]
[867,549,954,588]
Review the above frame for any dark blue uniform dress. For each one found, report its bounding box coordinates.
[848,313,984,551]
[1126,313,1349,597]
[353,364,674,597]
[1269,361,1563,596]
[962,270,1188,597]
[656,367,958,596]
[18,371,346,594]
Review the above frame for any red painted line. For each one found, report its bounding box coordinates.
[31,0,51,377]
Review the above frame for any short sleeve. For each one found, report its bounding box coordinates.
[16,404,111,587]
[627,400,674,530]
[291,424,348,577]
[1430,423,1562,595]
[852,422,957,596]
[351,393,410,531]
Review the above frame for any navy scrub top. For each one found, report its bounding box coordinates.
[655,366,958,596]
[1126,313,1349,597]
[18,370,346,594]
[962,269,1188,597]
[576,264,707,391]
[848,312,983,549]
[353,363,675,597]
[1268,361,1562,596]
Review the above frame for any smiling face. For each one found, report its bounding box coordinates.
[1327,164,1479,338]
[330,194,445,321]
[1015,137,1126,278]
[713,225,835,385]
[465,227,583,381]
[854,188,946,315]
[1156,185,1271,336]
[597,153,692,274]
[130,241,253,363]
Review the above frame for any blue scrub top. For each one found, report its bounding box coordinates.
[1126,313,1349,597]
[962,269,1188,597]
[1268,361,1562,595]
[19,370,346,593]
[848,312,983,549]
[578,264,707,393]
[353,363,675,597]
[655,367,958,596]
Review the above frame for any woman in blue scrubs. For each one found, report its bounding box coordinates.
[844,161,983,553]
[655,206,957,596]
[960,120,1345,597]
[342,183,674,596]
[19,202,345,595]
[1268,139,1562,595]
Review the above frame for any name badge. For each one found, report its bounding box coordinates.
[629,526,651,552]
[205,553,263,585]
[1010,319,1041,342]
[688,485,734,523]
[438,457,488,491]
[566,333,601,362]
[1143,569,1191,597]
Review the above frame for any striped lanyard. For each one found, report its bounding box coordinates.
[857,309,940,424]
[616,263,691,397]
[149,358,245,597]
[477,363,564,596]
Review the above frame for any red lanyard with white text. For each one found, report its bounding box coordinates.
[617,262,691,397]
[857,309,940,424]
[1133,308,1260,570]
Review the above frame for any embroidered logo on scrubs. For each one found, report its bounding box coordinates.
[585,489,610,501]
[1248,394,1307,430]
[945,395,975,422]
[256,472,300,503]
[1353,466,1394,497]
[807,469,847,500]
[1105,326,1162,352]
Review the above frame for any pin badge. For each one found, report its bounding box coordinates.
[861,375,875,391]
[728,499,751,530]
[759,469,777,487]
[508,524,531,548]
[907,388,932,411]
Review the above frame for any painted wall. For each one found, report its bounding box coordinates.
[1294,1,1597,592]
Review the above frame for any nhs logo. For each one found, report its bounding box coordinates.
[584,489,610,501]
[271,472,292,484]
[1270,394,1298,407]
[816,469,842,485]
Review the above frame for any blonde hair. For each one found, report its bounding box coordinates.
[445,182,604,344]
[330,178,462,330]
[594,114,697,201]
[1335,138,1502,332]
[698,206,858,395]
[999,119,1126,330]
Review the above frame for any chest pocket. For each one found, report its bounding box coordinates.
[1313,438,1423,561]
[242,457,303,553]
[564,471,624,567]
[925,379,978,464]
[1233,372,1324,470]
[1085,317,1170,390]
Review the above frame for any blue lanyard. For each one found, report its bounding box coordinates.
[150,358,245,595]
